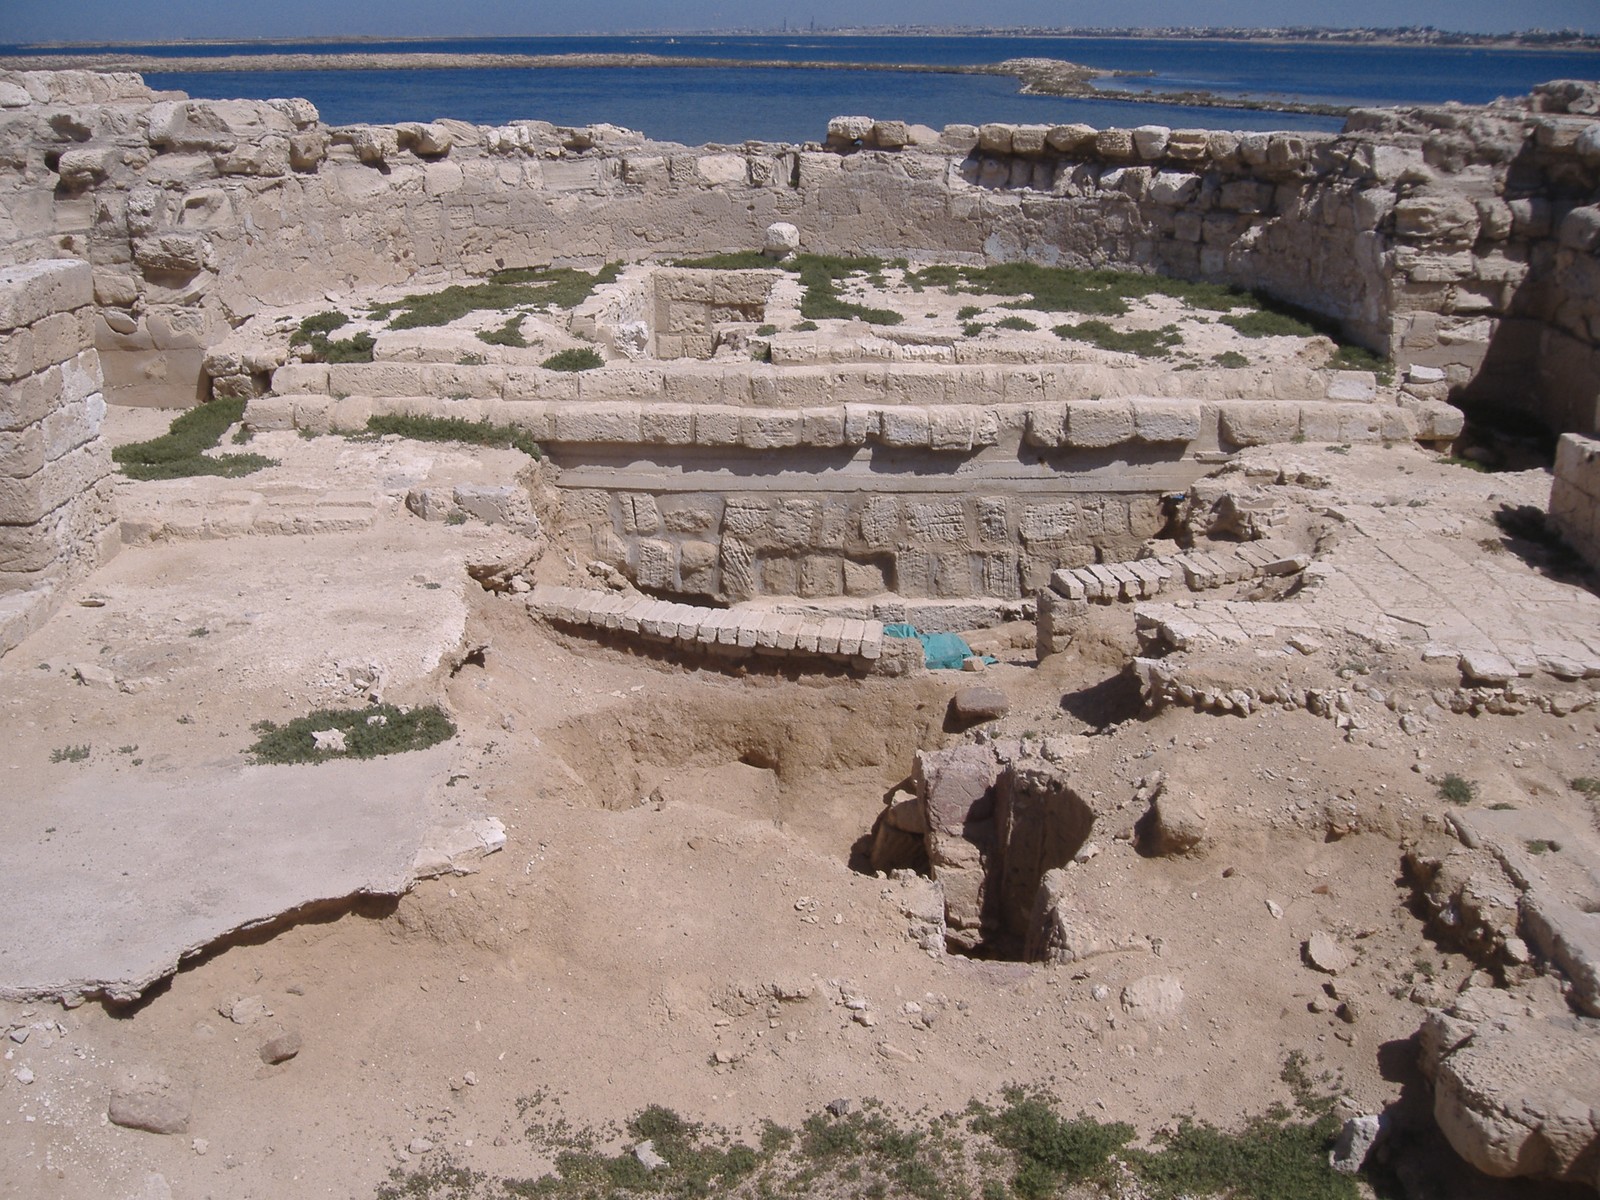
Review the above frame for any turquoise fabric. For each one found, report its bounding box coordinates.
[884,623,993,670]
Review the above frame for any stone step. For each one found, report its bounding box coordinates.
[527,585,885,667]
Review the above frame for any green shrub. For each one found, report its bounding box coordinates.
[963,321,985,338]
[789,254,903,325]
[1213,349,1251,368]
[970,1088,1132,1198]
[50,744,91,764]
[362,414,540,458]
[289,310,375,363]
[671,251,773,270]
[1437,774,1478,804]
[476,316,528,348]
[112,397,278,481]
[794,319,819,332]
[1055,320,1183,357]
[246,703,456,765]
[1127,1115,1355,1200]
[995,315,1038,332]
[542,347,604,372]
[1571,777,1600,798]
[379,264,619,331]
[956,305,984,320]
[1223,309,1322,339]
[755,323,777,336]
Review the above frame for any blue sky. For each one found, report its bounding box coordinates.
[6,0,1597,44]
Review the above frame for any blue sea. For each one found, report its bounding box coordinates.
[4,35,1596,144]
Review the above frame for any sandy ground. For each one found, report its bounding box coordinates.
[0,420,1596,1200]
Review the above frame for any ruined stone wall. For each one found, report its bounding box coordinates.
[0,258,117,655]
[1550,433,1600,570]
[2,69,1598,433]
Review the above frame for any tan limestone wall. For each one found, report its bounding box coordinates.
[1550,433,1600,569]
[0,258,117,656]
[2,69,1598,435]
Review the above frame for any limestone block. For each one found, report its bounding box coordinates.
[862,119,909,149]
[1218,402,1301,447]
[1045,124,1095,152]
[843,559,887,597]
[800,407,846,447]
[504,367,578,402]
[0,426,44,479]
[761,557,796,595]
[396,122,453,157]
[1164,129,1209,161]
[1131,125,1170,159]
[1010,125,1049,155]
[827,115,874,144]
[1558,206,1600,253]
[267,97,319,128]
[843,404,880,446]
[798,555,843,598]
[739,410,802,449]
[133,233,210,275]
[639,404,695,444]
[41,392,104,462]
[0,439,109,525]
[1219,180,1273,214]
[907,500,967,545]
[634,539,675,590]
[679,540,718,594]
[1326,373,1378,403]
[763,221,801,257]
[1095,129,1136,159]
[694,407,742,446]
[289,130,330,172]
[1393,195,1479,241]
[696,154,747,187]
[553,403,641,443]
[879,408,930,448]
[858,496,899,548]
[421,364,505,399]
[978,124,1014,154]
[1065,399,1135,448]
[0,260,91,333]
[578,367,662,401]
[1131,399,1200,444]
[1019,502,1080,547]
[350,126,400,166]
[928,407,975,451]
[1023,405,1065,448]
[1148,170,1200,206]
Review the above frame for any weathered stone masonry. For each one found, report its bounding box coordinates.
[0,69,1597,435]
[0,258,117,654]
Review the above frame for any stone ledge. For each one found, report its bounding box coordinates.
[528,584,886,670]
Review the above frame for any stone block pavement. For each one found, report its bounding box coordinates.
[1134,455,1600,684]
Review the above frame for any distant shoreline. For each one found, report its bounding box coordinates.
[0,51,1356,119]
[9,28,1599,53]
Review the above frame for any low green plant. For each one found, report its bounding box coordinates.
[956,305,984,320]
[755,323,778,336]
[963,321,985,338]
[112,397,278,481]
[995,315,1038,332]
[289,310,375,363]
[1127,1114,1355,1200]
[375,264,620,331]
[794,319,819,332]
[670,251,773,270]
[542,347,604,372]
[1571,777,1600,798]
[1525,838,1558,855]
[1213,349,1251,368]
[1330,342,1394,383]
[1054,320,1183,357]
[362,414,540,458]
[246,703,456,766]
[1437,774,1478,804]
[50,744,90,764]
[790,253,902,325]
[969,1087,1132,1198]
[476,315,529,348]
[1223,309,1323,338]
